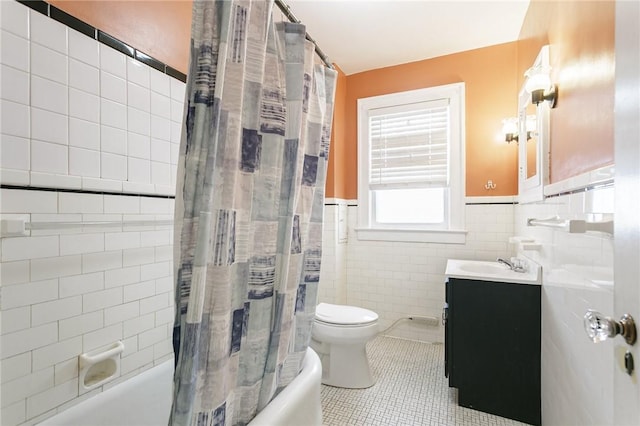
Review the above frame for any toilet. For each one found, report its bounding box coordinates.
[310,303,379,389]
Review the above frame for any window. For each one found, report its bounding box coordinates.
[357,83,466,243]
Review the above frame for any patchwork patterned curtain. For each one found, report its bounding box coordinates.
[170,1,337,425]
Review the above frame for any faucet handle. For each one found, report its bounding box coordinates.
[510,257,528,272]
[516,258,527,270]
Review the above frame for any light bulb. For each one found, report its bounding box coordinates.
[524,65,552,93]
[502,117,518,135]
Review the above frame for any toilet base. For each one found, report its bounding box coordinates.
[310,339,375,389]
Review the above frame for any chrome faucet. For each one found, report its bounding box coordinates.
[497,258,513,269]
[497,257,527,272]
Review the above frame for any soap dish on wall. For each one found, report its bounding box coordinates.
[78,341,125,392]
[521,242,543,251]
[508,236,542,251]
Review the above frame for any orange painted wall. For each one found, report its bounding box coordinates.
[49,0,192,73]
[44,0,352,199]
[339,42,520,200]
[326,65,347,199]
[518,0,615,183]
[49,1,614,196]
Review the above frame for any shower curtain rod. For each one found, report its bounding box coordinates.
[274,0,334,69]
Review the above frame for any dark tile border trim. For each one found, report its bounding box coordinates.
[97,30,135,57]
[16,0,187,83]
[50,5,95,38]
[166,66,187,82]
[334,201,519,207]
[544,181,614,199]
[17,0,47,15]
[1,184,176,200]
[135,51,165,74]
[465,202,518,205]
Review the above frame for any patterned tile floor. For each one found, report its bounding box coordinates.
[321,336,528,426]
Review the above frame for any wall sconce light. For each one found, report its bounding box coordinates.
[502,117,519,143]
[502,116,536,143]
[525,64,557,108]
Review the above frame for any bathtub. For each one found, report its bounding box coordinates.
[39,347,322,426]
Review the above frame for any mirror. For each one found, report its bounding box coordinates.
[518,45,550,203]
[525,108,537,179]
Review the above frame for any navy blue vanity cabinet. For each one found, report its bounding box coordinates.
[445,278,541,426]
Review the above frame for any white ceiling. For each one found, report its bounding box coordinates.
[285,0,530,75]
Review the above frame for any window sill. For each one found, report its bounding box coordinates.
[355,228,467,244]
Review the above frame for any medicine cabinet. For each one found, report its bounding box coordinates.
[518,46,550,203]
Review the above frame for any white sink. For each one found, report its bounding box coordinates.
[458,263,510,275]
[445,259,541,285]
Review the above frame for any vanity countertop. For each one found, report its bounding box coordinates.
[445,259,541,285]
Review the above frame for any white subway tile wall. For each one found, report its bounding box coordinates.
[0,2,183,424]
[0,1,29,38]
[317,202,348,305]
[2,99,31,139]
[0,1,184,194]
[68,29,99,68]
[0,189,176,425]
[1,30,30,71]
[514,186,614,425]
[29,10,67,53]
[319,202,515,343]
[2,64,29,104]
[69,59,99,95]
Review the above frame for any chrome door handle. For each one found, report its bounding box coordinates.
[583,309,637,345]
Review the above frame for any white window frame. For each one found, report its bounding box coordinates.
[356,83,466,244]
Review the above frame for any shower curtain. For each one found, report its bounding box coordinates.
[170,1,337,425]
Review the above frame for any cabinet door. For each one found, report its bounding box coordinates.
[450,278,541,426]
[445,279,460,387]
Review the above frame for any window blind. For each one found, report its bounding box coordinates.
[369,100,450,189]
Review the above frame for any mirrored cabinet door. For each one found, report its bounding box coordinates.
[518,45,551,203]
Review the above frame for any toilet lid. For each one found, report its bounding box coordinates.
[315,303,378,325]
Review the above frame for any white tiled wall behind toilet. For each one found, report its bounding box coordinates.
[0,3,184,424]
[319,202,515,343]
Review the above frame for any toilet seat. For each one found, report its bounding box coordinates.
[315,303,378,326]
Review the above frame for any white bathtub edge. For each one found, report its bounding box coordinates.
[249,347,323,426]
[38,360,173,426]
[37,348,322,426]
